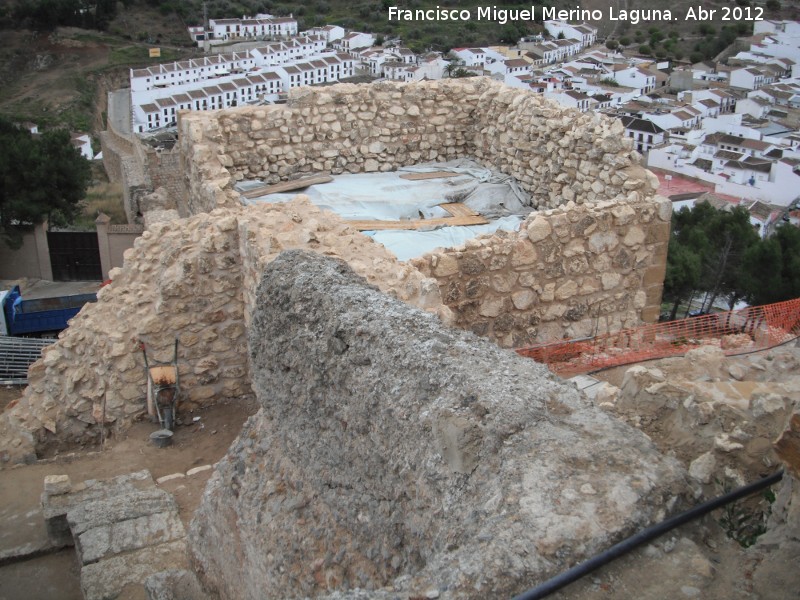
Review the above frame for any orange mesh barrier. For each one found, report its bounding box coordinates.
[516,298,800,377]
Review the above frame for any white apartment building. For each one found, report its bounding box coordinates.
[131,43,355,132]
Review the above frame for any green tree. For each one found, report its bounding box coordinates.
[665,202,760,317]
[0,119,91,248]
[664,235,702,320]
[742,224,800,305]
[699,204,760,310]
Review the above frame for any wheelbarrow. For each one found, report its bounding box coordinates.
[140,339,180,432]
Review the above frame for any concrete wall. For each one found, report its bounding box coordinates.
[0,223,52,281]
[96,215,144,280]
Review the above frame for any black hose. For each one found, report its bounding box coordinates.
[511,469,785,600]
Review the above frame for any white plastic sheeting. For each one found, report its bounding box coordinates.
[365,216,524,262]
[236,160,531,260]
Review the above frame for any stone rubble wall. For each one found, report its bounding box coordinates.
[600,345,800,491]
[412,197,672,347]
[177,78,668,346]
[139,144,189,217]
[189,250,687,600]
[177,78,659,214]
[101,119,188,224]
[0,198,446,462]
[100,126,150,224]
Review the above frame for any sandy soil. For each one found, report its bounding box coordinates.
[0,394,258,599]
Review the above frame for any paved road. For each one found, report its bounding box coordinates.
[108,89,131,135]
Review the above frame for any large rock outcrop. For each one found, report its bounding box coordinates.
[189,250,687,599]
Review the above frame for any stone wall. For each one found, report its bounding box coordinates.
[100,127,150,224]
[100,113,188,223]
[176,78,668,346]
[0,199,446,461]
[189,250,687,600]
[177,78,659,214]
[412,197,671,347]
[2,78,673,457]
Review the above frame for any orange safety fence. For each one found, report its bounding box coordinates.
[516,297,800,377]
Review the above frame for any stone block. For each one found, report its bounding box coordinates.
[526,216,552,243]
[144,569,214,600]
[44,474,72,496]
[432,254,459,277]
[188,251,686,600]
[555,280,579,300]
[80,540,189,600]
[512,290,537,310]
[75,510,186,565]
[479,296,504,318]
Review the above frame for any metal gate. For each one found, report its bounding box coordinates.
[47,231,102,281]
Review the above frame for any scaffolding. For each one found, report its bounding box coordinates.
[516,298,800,377]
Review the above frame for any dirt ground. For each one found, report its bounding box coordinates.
[0,392,258,599]
[0,349,796,599]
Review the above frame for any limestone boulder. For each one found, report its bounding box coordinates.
[189,251,687,600]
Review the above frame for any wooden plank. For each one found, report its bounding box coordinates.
[399,171,463,181]
[240,175,333,199]
[347,203,488,231]
[441,203,478,218]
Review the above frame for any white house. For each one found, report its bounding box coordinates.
[679,88,738,114]
[611,66,656,95]
[729,66,772,90]
[544,89,594,112]
[736,96,773,119]
[205,15,298,42]
[71,133,93,160]
[130,46,355,132]
[620,116,666,154]
[335,32,375,53]
[451,48,487,67]
[543,21,598,48]
[414,54,447,80]
[382,61,413,82]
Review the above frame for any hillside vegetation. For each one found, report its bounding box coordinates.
[0,0,793,136]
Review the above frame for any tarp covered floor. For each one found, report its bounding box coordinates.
[236,160,533,261]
